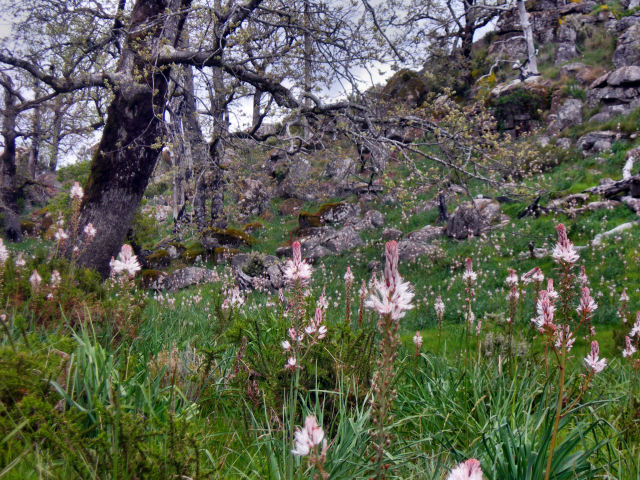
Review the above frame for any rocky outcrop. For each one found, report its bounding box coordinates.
[237,178,270,218]
[275,225,365,262]
[613,24,640,68]
[147,267,219,291]
[549,98,583,133]
[587,66,640,115]
[577,131,627,154]
[396,225,445,262]
[446,199,505,239]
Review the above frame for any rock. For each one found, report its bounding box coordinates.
[555,98,583,131]
[592,221,639,245]
[593,139,612,152]
[166,243,186,259]
[323,158,354,180]
[587,200,618,211]
[322,226,365,254]
[617,12,640,32]
[559,62,587,78]
[382,228,403,240]
[622,196,640,213]
[305,245,334,263]
[614,25,640,68]
[405,225,446,243]
[237,178,270,217]
[363,210,385,228]
[146,249,171,269]
[279,198,305,216]
[549,193,589,208]
[367,260,381,272]
[588,112,612,123]
[554,26,578,66]
[557,138,572,149]
[230,253,252,269]
[266,264,285,290]
[577,131,622,152]
[318,202,361,224]
[397,241,439,262]
[201,227,255,249]
[236,269,255,292]
[607,66,640,86]
[599,177,615,185]
[158,267,219,291]
[446,199,502,239]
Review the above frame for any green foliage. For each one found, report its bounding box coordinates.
[128,200,157,249]
[493,87,551,131]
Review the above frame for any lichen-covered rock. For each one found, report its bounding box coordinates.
[382,228,403,240]
[614,25,640,68]
[237,178,270,217]
[159,267,219,291]
[317,202,361,224]
[201,227,256,249]
[280,198,305,216]
[214,247,241,264]
[182,244,206,265]
[322,226,365,253]
[146,249,171,269]
[446,199,503,239]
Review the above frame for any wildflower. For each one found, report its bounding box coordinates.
[84,223,97,239]
[584,341,607,373]
[30,270,42,288]
[344,267,354,283]
[110,244,141,277]
[0,238,8,266]
[281,340,291,351]
[552,223,579,265]
[283,241,312,286]
[292,416,326,456]
[413,331,423,349]
[50,270,61,288]
[522,266,544,285]
[623,336,637,358]
[534,290,556,329]
[447,458,483,480]
[285,357,297,370]
[476,320,482,336]
[462,258,477,285]
[630,313,640,337]
[366,241,414,321]
[555,325,575,352]
[15,253,25,268]
[54,229,69,241]
[317,325,327,339]
[505,269,518,287]
[435,295,445,316]
[620,289,630,303]
[70,182,84,200]
[576,287,597,317]
[578,265,589,287]
[547,279,559,301]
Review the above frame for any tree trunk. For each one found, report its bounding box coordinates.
[252,87,263,128]
[303,1,312,141]
[517,0,539,77]
[48,96,64,172]
[0,76,22,242]
[75,0,191,276]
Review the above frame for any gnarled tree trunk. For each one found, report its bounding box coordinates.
[0,75,22,242]
[76,0,191,276]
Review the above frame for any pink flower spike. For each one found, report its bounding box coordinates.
[70,182,84,200]
[447,458,483,480]
[384,241,401,291]
[285,357,297,370]
[576,287,597,317]
[584,340,607,373]
[292,416,325,456]
[623,336,636,358]
[413,331,423,348]
[552,223,579,265]
[29,270,42,288]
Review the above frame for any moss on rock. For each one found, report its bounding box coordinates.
[182,244,206,264]
[146,249,171,269]
[201,227,256,247]
[298,211,322,229]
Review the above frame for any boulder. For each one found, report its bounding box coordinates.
[607,66,640,86]
[318,202,361,224]
[554,98,583,131]
[446,199,503,239]
[554,26,578,66]
[382,228,403,240]
[614,25,640,68]
[200,227,255,249]
[397,241,440,262]
[305,245,334,263]
[153,267,219,291]
[279,198,305,216]
[588,112,612,123]
[322,226,365,254]
[146,249,171,269]
[404,225,446,243]
[237,178,270,217]
[323,157,354,180]
[576,131,622,152]
[622,196,640,213]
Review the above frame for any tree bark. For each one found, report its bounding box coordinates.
[0,76,22,242]
[76,0,191,276]
[517,0,539,77]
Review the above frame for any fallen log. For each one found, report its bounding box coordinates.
[583,174,640,198]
